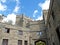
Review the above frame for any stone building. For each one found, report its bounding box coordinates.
[46,0,60,45]
[43,10,48,25]
[16,14,46,45]
[29,20,44,45]
[0,22,30,45]
[0,14,46,45]
[16,14,32,27]
[29,10,49,45]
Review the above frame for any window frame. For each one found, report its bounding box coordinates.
[2,39,8,45]
[18,30,23,35]
[18,40,22,45]
[4,28,10,33]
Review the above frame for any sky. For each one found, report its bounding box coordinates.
[0,0,50,24]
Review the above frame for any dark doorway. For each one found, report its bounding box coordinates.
[53,42,55,45]
[35,40,46,45]
[2,39,8,45]
[24,41,28,45]
[56,27,60,42]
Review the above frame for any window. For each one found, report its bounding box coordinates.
[37,32,42,36]
[24,41,28,45]
[4,28,10,33]
[18,40,22,45]
[39,32,42,35]
[18,30,23,35]
[2,39,8,45]
[56,27,60,42]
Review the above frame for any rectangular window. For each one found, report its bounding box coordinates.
[37,32,42,36]
[2,39,8,45]
[18,40,22,45]
[18,30,23,35]
[4,28,10,33]
[24,41,28,45]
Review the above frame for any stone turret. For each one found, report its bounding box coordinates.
[16,14,24,27]
[0,14,4,22]
[16,14,32,27]
[43,10,48,25]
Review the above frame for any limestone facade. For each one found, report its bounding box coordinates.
[0,14,45,45]
[0,22,30,45]
[46,0,60,45]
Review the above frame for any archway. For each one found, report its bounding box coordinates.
[35,40,46,45]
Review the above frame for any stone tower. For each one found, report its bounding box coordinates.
[43,10,48,25]
[16,14,32,27]
[0,14,3,22]
[16,14,24,27]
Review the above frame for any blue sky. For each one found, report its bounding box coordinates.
[0,0,50,24]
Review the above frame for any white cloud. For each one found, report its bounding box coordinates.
[15,0,20,6]
[2,17,8,22]
[36,15,43,20]
[16,0,19,3]
[1,0,21,25]
[36,0,50,20]
[33,10,38,17]
[13,0,20,13]
[1,0,6,3]
[0,3,7,11]
[36,11,43,20]
[38,0,50,10]
[2,13,16,25]
[34,10,38,14]
[13,6,20,13]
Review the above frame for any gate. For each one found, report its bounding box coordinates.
[35,40,46,45]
